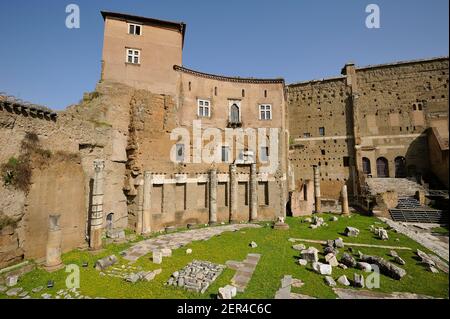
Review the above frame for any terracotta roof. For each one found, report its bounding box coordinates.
[101,11,186,47]
[173,65,284,84]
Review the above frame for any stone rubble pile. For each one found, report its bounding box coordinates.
[370,225,389,240]
[359,253,407,279]
[299,246,319,264]
[416,249,443,273]
[217,285,237,299]
[344,226,360,237]
[165,260,225,294]
[95,255,118,271]
[309,216,327,229]
[125,268,162,283]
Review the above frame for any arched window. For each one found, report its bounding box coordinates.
[230,103,240,123]
[395,156,407,178]
[362,157,371,176]
[376,157,389,178]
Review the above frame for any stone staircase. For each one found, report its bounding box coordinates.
[396,197,422,209]
[365,178,426,197]
[389,196,448,224]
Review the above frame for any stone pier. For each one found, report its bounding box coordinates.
[250,163,258,221]
[142,172,152,234]
[44,214,64,272]
[89,159,105,251]
[341,184,350,215]
[136,177,144,234]
[229,164,238,223]
[313,165,321,213]
[209,169,218,225]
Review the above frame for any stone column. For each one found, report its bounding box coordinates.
[209,169,218,225]
[229,164,238,223]
[250,163,258,221]
[313,165,321,213]
[89,159,105,251]
[44,214,64,272]
[136,177,144,234]
[341,185,350,215]
[142,172,152,234]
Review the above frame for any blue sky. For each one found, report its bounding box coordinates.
[0,0,448,110]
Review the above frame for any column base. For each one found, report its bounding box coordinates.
[209,221,218,226]
[43,262,65,272]
[273,222,290,230]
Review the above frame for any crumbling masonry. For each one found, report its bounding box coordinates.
[0,11,448,268]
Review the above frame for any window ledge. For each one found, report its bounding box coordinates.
[125,62,141,66]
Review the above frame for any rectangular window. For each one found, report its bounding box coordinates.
[176,144,185,162]
[319,127,325,136]
[221,146,229,162]
[259,104,272,120]
[303,133,311,138]
[260,146,269,162]
[126,49,140,64]
[198,99,211,117]
[128,23,142,35]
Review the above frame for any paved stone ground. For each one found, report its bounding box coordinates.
[381,218,449,261]
[228,253,261,292]
[333,288,439,299]
[121,224,261,262]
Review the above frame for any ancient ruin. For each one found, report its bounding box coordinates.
[0,10,448,301]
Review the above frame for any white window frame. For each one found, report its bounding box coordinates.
[197,99,211,118]
[126,48,141,64]
[259,104,272,120]
[128,23,142,36]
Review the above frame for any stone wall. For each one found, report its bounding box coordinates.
[0,81,134,266]
[287,57,449,209]
[287,77,355,200]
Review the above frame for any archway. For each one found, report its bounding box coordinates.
[376,157,389,178]
[362,157,371,176]
[395,156,407,178]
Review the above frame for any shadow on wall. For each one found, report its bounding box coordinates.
[404,135,431,185]
[344,96,356,197]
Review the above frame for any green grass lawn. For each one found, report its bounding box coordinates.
[1,213,449,299]
[431,226,449,236]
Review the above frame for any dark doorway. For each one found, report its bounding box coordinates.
[395,156,407,178]
[376,157,389,178]
[362,157,372,176]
